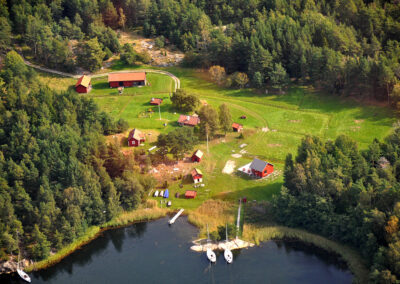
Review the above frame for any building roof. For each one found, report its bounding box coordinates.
[178,115,200,126]
[75,75,91,88]
[232,122,243,129]
[128,128,145,141]
[108,72,146,82]
[185,190,197,198]
[191,168,203,177]
[250,158,272,172]
[150,98,163,105]
[192,150,203,159]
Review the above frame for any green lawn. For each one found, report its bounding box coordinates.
[40,65,396,211]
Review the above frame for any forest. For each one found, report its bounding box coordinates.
[0,0,399,105]
[273,129,400,282]
[0,51,155,260]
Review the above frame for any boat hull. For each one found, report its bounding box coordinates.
[17,269,31,283]
[224,249,233,263]
[206,249,216,263]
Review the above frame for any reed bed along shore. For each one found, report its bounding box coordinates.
[27,200,168,272]
[243,224,369,284]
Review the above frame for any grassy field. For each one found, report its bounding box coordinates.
[36,65,396,212]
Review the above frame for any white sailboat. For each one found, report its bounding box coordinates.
[224,224,233,264]
[16,234,31,283]
[206,224,216,263]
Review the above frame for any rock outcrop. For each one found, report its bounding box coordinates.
[190,238,254,252]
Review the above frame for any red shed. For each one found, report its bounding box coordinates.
[185,190,197,199]
[75,75,91,93]
[108,72,146,88]
[191,150,203,162]
[249,158,274,178]
[127,128,145,147]
[232,122,243,132]
[191,168,203,184]
[150,98,163,105]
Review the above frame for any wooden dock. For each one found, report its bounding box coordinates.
[169,209,184,224]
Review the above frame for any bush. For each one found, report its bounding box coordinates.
[155,36,165,48]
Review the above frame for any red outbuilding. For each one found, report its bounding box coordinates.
[191,168,203,184]
[191,150,203,163]
[108,72,146,88]
[185,190,197,199]
[75,75,91,93]
[232,122,243,132]
[178,115,200,127]
[249,158,274,178]
[127,128,145,147]
[150,98,163,105]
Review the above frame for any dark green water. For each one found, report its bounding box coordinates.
[3,217,352,283]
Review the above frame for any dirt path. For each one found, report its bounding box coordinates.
[23,59,180,91]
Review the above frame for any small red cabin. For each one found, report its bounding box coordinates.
[191,150,203,163]
[178,115,200,127]
[150,98,163,105]
[127,128,145,147]
[185,190,197,199]
[75,75,91,93]
[232,122,243,132]
[108,72,146,88]
[191,168,203,184]
[249,158,274,178]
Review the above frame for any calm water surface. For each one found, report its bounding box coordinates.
[4,217,352,283]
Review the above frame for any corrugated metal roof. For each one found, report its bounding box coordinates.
[108,72,146,82]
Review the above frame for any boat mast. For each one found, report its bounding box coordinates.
[226,224,228,242]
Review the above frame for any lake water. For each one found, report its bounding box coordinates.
[3,217,352,283]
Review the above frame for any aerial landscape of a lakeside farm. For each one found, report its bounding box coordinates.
[0,0,400,283]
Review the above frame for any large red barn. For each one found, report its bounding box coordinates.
[75,75,91,93]
[108,72,146,88]
[249,158,274,178]
[127,128,145,147]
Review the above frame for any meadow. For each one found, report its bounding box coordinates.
[37,66,396,211]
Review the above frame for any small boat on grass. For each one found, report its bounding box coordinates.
[206,224,216,263]
[224,224,233,264]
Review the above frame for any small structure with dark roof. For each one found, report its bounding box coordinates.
[191,168,203,184]
[127,128,145,147]
[185,190,197,199]
[75,75,92,93]
[108,72,146,88]
[178,115,200,127]
[150,98,163,105]
[191,150,203,163]
[232,122,243,132]
[249,158,274,178]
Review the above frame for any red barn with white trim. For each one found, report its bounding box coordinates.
[232,122,243,132]
[191,150,203,162]
[108,72,146,88]
[127,129,145,147]
[249,158,274,178]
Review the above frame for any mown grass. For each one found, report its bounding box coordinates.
[242,224,369,284]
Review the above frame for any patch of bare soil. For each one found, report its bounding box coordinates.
[149,158,193,183]
[288,120,301,123]
[119,31,184,67]
[222,160,236,174]
[267,144,282,147]
[350,126,361,131]
[354,119,364,124]
[261,126,269,132]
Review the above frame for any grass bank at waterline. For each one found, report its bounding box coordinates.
[26,204,168,272]
[243,224,369,284]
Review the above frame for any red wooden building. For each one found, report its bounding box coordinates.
[191,168,203,184]
[185,190,197,199]
[232,122,243,132]
[108,72,146,88]
[178,115,200,127]
[150,98,163,105]
[127,128,145,147]
[249,158,274,178]
[75,75,91,93]
[191,150,203,162]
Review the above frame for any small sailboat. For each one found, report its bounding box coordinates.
[224,224,233,264]
[16,233,31,283]
[206,224,216,263]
